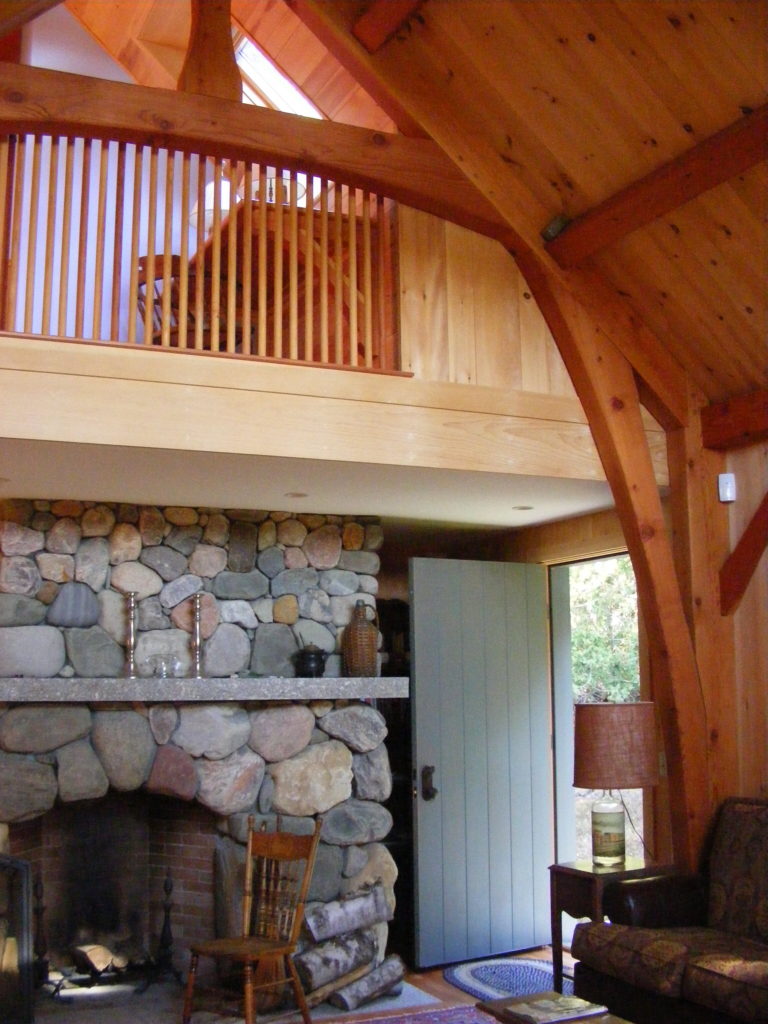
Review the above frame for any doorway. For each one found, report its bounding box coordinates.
[551,554,646,939]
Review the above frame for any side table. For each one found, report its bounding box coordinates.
[549,859,676,992]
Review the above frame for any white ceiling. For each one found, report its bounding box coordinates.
[0,438,614,532]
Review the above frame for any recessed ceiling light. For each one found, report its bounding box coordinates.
[512,505,534,511]
[284,491,308,499]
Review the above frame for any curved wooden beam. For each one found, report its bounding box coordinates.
[518,251,711,870]
[0,61,513,246]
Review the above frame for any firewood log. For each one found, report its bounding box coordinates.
[304,883,392,942]
[328,954,406,1010]
[293,926,377,991]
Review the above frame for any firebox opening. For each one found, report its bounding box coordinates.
[9,791,218,990]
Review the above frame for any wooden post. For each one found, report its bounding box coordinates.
[177,0,241,103]
[519,255,711,870]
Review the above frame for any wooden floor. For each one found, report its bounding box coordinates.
[344,946,575,1021]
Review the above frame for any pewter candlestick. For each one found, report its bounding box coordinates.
[191,592,203,677]
[125,591,137,677]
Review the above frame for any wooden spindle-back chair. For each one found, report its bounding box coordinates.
[181,817,322,1024]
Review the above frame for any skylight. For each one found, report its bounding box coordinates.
[234,34,323,120]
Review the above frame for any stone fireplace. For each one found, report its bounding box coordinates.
[0,499,409,1011]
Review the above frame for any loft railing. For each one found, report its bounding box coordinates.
[0,132,399,371]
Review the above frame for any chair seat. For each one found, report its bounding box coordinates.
[190,935,296,960]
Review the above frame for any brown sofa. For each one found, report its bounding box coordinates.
[571,797,768,1024]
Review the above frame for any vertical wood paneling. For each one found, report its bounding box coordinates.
[410,557,552,967]
[398,205,576,398]
[398,207,448,379]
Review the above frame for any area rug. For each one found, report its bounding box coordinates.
[443,958,574,1000]
[349,1008,497,1024]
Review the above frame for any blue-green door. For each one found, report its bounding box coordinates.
[409,557,553,967]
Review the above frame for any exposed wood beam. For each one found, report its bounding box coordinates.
[701,389,768,451]
[720,492,768,616]
[0,31,21,61]
[519,251,710,870]
[0,0,62,37]
[546,105,768,268]
[284,0,427,136]
[178,0,241,102]
[289,0,690,431]
[0,61,512,245]
[666,391,737,809]
[352,0,426,54]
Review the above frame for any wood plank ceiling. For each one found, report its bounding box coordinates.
[56,0,766,412]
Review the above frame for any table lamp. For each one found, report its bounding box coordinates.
[573,701,660,865]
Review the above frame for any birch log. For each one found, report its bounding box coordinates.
[328,954,406,1010]
[293,926,377,992]
[304,882,392,942]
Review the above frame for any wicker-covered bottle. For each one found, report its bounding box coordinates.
[342,600,379,677]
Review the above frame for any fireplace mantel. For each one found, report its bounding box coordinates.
[0,676,409,703]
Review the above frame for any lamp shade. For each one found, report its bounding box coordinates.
[573,702,659,790]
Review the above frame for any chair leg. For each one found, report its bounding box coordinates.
[243,961,255,1024]
[287,955,312,1024]
[181,952,199,1024]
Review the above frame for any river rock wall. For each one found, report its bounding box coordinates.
[0,501,382,678]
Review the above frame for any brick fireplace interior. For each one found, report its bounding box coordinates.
[9,791,217,980]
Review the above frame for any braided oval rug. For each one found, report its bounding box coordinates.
[443,958,574,1001]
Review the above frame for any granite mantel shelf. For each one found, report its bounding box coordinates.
[0,676,409,703]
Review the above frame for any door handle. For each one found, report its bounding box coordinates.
[421,764,439,801]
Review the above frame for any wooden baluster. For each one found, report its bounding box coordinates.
[160,149,175,348]
[241,162,253,355]
[333,182,343,365]
[57,137,74,337]
[257,163,267,356]
[23,132,42,333]
[109,142,127,342]
[0,135,14,330]
[303,176,314,363]
[273,170,284,359]
[41,135,58,336]
[92,139,109,340]
[209,160,223,352]
[226,160,238,354]
[376,196,394,370]
[363,191,373,368]
[348,185,358,366]
[319,178,329,364]
[177,151,191,350]
[143,147,159,345]
[8,133,28,333]
[126,143,143,346]
[74,138,92,338]
[193,156,206,351]
[289,170,298,360]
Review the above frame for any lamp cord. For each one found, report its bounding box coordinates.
[619,791,654,861]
